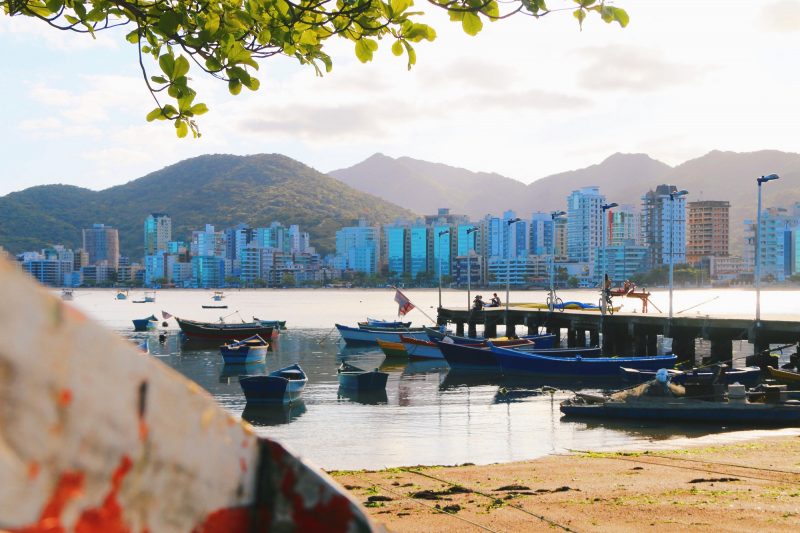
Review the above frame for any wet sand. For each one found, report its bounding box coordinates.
[331,434,800,532]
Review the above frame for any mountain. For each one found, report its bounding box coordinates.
[0,154,414,258]
[330,153,674,217]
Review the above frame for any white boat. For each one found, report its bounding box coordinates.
[335,324,429,346]
[212,291,225,302]
[61,289,74,301]
[400,335,445,359]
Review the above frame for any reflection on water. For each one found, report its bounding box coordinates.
[337,388,389,405]
[242,401,307,427]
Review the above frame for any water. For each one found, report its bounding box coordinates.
[65,287,799,470]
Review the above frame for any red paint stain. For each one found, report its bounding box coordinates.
[28,461,41,480]
[281,463,355,532]
[11,456,134,533]
[239,458,247,474]
[191,508,250,533]
[58,389,73,407]
[138,420,149,441]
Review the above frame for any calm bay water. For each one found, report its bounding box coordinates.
[66,287,799,470]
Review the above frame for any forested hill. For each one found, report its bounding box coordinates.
[0,154,415,259]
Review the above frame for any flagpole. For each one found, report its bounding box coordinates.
[392,286,437,324]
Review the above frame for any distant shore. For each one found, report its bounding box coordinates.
[331,433,800,532]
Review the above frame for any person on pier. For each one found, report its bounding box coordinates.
[489,293,501,307]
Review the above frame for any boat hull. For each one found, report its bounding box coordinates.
[621,366,761,387]
[132,315,157,332]
[492,345,676,377]
[336,324,428,346]
[437,341,499,371]
[338,370,389,391]
[177,317,274,342]
[561,399,800,426]
[220,345,268,364]
[400,336,444,359]
[376,339,408,357]
[768,366,800,385]
[240,366,307,405]
[424,327,556,348]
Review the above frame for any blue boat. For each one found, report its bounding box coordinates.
[337,362,389,391]
[335,323,429,346]
[239,363,307,405]
[424,326,556,348]
[220,335,269,364]
[132,314,158,332]
[437,341,602,372]
[560,395,800,426]
[620,366,761,388]
[360,318,412,329]
[491,344,677,377]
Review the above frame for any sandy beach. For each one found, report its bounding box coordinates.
[331,434,800,532]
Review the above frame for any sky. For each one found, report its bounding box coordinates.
[2,0,800,196]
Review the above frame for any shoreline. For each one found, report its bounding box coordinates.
[330,434,800,532]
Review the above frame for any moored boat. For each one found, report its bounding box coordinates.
[424,326,557,348]
[212,291,225,301]
[220,335,269,364]
[61,288,74,301]
[132,314,158,332]
[239,363,307,404]
[177,317,274,341]
[621,366,761,387]
[436,341,500,371]
[376,338,408,357]
[337,362,389,391]
[116,290,128,300]
[202,304,228,309]
[253,318,286,339]
[491,344,676,377]
[767,366,800,385]
[400,335,445,360]
[360,318,412,329]
[335,323,428,346]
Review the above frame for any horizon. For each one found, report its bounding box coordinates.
[3,1,800,195]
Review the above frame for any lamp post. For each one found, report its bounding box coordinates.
[505,218,522,334]
[548,211,566,311]
[466,226,478,309]
[756,174,780,322]
[600,202,618,315]
[437,229,449,309]
[668,189,689,320]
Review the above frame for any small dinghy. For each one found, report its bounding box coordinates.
[239,363,307,404]
[337,362,389,391]
[220,335,269,364]
[132,314,158,332]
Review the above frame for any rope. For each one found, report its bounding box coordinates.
[401,468,580,533]
[564,451,800,486]
[318,325,337,345]
[676,296,720,314]
[351,473,502,533]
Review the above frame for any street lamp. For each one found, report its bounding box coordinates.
[505,218,522,334]
[466,226,478,309]
[600,202,618,315]
[437,229,449,309]
[548,211,566,311]
[668,189,689,320]
[756,173,780,322]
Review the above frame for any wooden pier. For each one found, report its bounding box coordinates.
[437,306,800,365]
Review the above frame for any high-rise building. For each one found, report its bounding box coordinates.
[82,223,120,269]
[384,224,407,277]
[144,213,172,256]
[553,217,568,261]
[529,212,554,256]
[191,224,226,258]
[567,187,605,269]
[609,204,640,246]
[641,185,687,269]
[334,220,380,274]
[686,201,730,265]
[409,224,429,279]
[743,206,799,282]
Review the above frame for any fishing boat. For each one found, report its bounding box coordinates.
[436,341,601,371]
[253,319,286,339]
[491,343,677,377]
[359,318,412,329]
[220,335,269,364]
[212,291,225,301]
[767,366,800,386]
[337,362,389,391]
[61,288,74,301]
[400,335,445,359]
[376,338,408,357]
[176,317,274,341]
[239,363,307,404]
[424,326,557,348]
[335,323,429,346]
[560,383,800,426]
[116,290,128,300]
[132,314,158,332]
[144,291,156,303]
[202,304,228,309]
[621,366,761,387]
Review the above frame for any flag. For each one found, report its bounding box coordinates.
[394,289,414,317]
[162,310,173,320]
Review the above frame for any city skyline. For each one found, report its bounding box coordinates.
[3,1,800,196]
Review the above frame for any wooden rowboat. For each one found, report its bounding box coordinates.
[376,338,408,357]
[768,366,800,385]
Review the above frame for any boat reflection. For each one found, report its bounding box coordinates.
[402,359,449,376]
[439,369,503,391]
[561,416,723,441]
[242,400,307,427]
[337,387,389,405]
[219,362,266,383]
[500,375,624,393]
[378,358,408,372]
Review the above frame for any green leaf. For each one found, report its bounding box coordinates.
[228,79,242,95]
[205,13,220,34]
[462,12,483,36]
[146,108,162,122]
[45,0,63,13]
[190,103,209,116]
[573,8,586,26]
[483,1,500,19]
[299,30,318,45]
[391,0,413,15]
[162,105,178,118]
[610,7,629,27]
[175,120,189,138]
[355,39,376,63]
[402,40,416,70]
[158,11,179,35]
[150,75,168,84]
[159,54,175,79]
[391,40,403,56]
[173,56,190,79]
